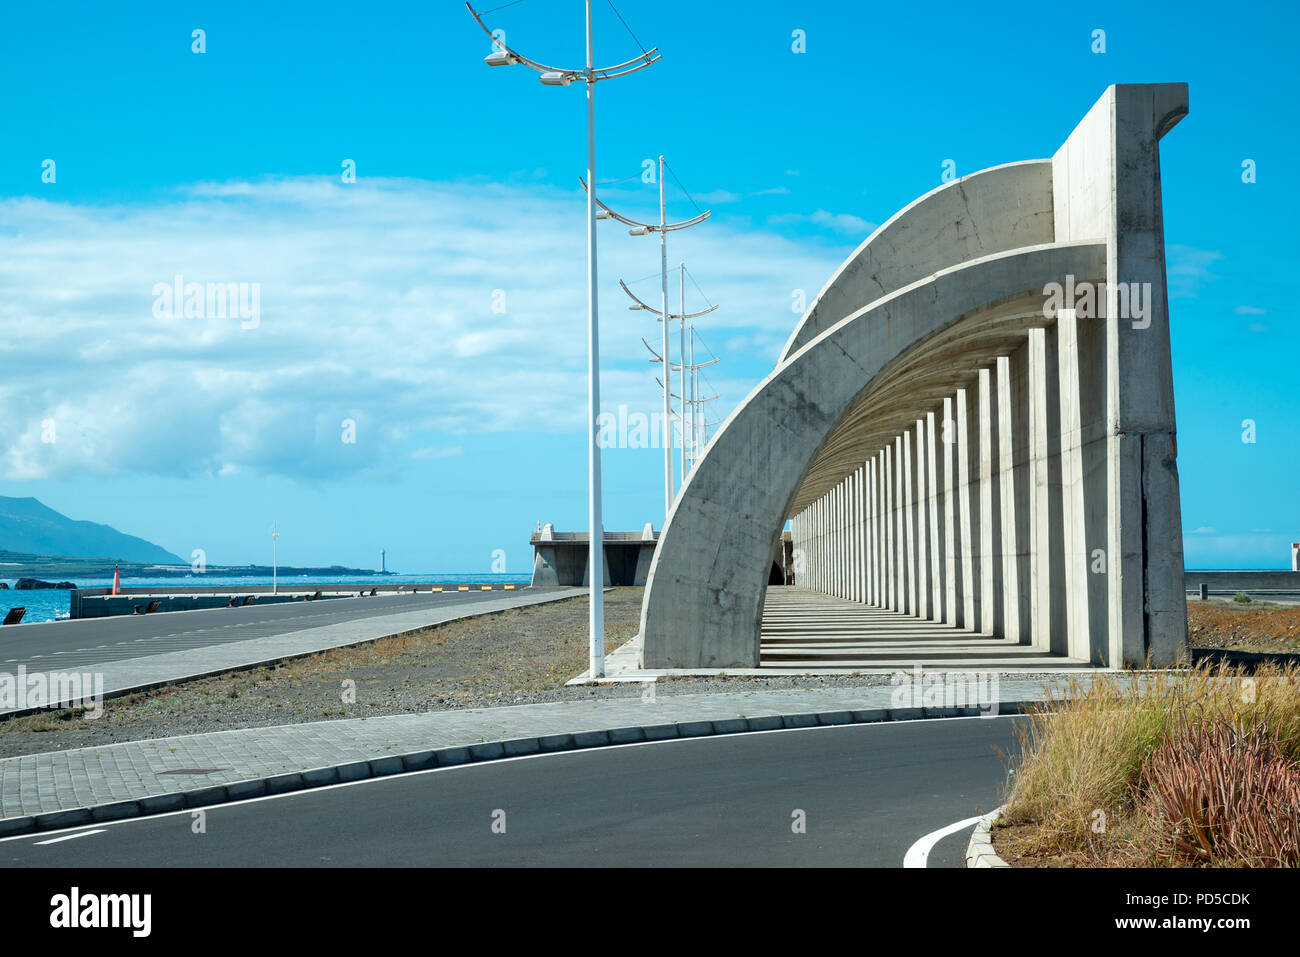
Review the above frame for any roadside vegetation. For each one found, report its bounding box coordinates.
[996,663,1300,867]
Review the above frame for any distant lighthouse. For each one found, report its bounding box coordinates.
[380,549,387,574]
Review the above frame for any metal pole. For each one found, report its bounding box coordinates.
[585,0,604,679]
[689,324,697,472]
[659,155,672,518]
[679,262,686,484]
[271,522,278,595]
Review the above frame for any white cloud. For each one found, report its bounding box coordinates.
[0,176,842,482]
[695,189,741,204]
[411,446,463,460]
[1234,304,1266,315]
[1166,245,1224,299]
[768,208,877,237]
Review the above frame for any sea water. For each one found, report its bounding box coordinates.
[0,572,530,625]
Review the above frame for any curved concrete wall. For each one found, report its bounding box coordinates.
[779,161,1055,363]
[639,83,1190,672]
[640,243,1105,668]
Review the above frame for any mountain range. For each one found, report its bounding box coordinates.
[0,496,185,565]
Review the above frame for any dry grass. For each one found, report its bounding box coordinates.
[999,663,1300,866]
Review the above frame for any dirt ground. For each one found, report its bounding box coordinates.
[8,593,1300,765]
[986,822,1156,868]
[1187,599,1300,653]
[0,588,648,759]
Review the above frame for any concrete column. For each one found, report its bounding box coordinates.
[848,475,855,601]
[820,491,827,596]
[842,479,850,600]
[926,410,945,622]
[822,492,828,595]
[827,486,834,596]
[855,466,865,603]
[868,455,877,606]
[889,436,899,608]
[839,480,848,599]
[823,492,829,595]
[832,485,839,597]
[800,510,808,588]
[873,455,883,605]
[842,478,852,598]
[800,501,811,590]
[958,385,982,632]
[814,497,821,593]
[979,365,1004,636]
[1000,349,1033,645]
[856,466,865,604]
[867,459,877,605]
[897,434,911,615]
[827,486,835,597]
[1029,326,1067,653]
[860,465,868,604]
[813,496,820,594]
[790,512,800,587]
[844,474,852,601]
[1057,307,1108,662]
[825,489,833,596]
[888,443,899,612]
[873,456,882,606]
[1051,83,1189,667]
[942,397,961,626]
[912,419,930,619]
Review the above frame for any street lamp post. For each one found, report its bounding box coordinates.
[270,521,279,596]
[467,2,660,680]
[584,158,710,521]
[658,160,672,515]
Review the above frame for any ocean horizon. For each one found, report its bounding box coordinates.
[2,572,532,625]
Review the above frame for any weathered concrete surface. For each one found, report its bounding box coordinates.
[640,243,1105,668]
[781,161,1056,361]
[530,523,655,587]
[641,84,1191,672]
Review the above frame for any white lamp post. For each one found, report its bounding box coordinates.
[582,158,710,521]
[467,2,660,679]
[270,521,279,596]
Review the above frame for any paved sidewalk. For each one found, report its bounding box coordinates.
[1,588,587,718]
[0,676,1081,833]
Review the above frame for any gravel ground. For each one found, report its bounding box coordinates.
[5,589,1289,760]
[1187,599,1300,653]
[0,588,639,759]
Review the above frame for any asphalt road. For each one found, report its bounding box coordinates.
[0,590,536,671]
[1,717,1022,867]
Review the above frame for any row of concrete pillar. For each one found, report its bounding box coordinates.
[789,320,1120,665]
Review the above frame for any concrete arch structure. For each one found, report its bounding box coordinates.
[639,83,1190,670]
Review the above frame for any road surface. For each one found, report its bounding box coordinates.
[0,590,545,672]
[1,716,1022,867]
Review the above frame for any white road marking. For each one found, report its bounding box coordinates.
[34,829,106,845]
[903,814,987,867]
[1,719,1013,846]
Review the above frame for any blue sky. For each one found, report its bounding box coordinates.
[0,0,1296,572]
